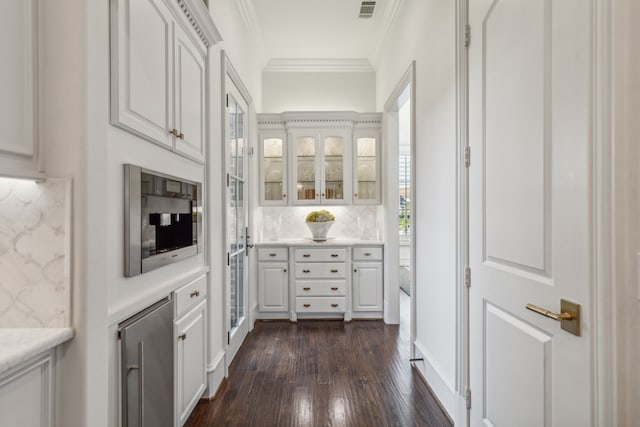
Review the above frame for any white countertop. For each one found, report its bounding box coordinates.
[255,239,384,247]
[0,328,75,375]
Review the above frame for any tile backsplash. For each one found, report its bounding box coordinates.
[0,178,71,327]
[258,206,382,241]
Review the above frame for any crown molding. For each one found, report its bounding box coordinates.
[263,58,375,73]
[177,0,222,46]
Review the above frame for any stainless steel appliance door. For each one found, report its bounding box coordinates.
[120,297,174,427]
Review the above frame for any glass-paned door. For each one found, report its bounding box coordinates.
[355,137,378,203]
[323,136,345,202]
[225,80,249,365]
[294,136,318,203]
[262,136,286,203]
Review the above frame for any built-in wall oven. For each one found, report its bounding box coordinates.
[125,164,202,277]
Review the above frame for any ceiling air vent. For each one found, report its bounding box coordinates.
[359,1,376,19]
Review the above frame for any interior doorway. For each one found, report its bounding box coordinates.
[383,63,415,351]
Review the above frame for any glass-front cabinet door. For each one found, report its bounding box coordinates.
[320,131,349,205]
[292,134,319,204]
[353,131,380,204]
[259,132,287,205]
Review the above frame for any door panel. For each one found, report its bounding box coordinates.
[469,0,592,425]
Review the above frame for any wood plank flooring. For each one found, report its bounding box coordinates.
[185,317,452,427]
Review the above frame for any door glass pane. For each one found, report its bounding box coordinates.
[236,107,245,179]
[324,136,344,201]
[356,137,377,200]
[230,253,238,328]
[227,100,237,177]
[228,179,237,251]
[236,180,245,251]
[296,136,316,201]
[264,138,284,201]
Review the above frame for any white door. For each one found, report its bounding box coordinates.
[352,262,383,311]
[174,24,205,161]
[469,0,592,426]
[225,81,249,365]
[258,263,288,312]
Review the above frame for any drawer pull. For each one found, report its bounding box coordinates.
[284,269,287,272]
[331,287,338,291]
[331,304,339,308]
[303,287,311,291]
[303,269,311,273]
[303,254,311,258]
[364,252,372,256]
[269,253,277,257]
[331,269,338,273]
[303,304,311,308]
[354,269,358,272]
[331,254,339,258]
[190,290,200,298]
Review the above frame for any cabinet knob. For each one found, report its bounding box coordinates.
[190,290,200,298]
[303,254,311,258]
[178,132,185,140]
[303,304,311,308]
[178,333,187,340]
[269,253,277,257]
[364,253,372,256]
[331,287,338,291]
[354,269,358,272]
[331,304,339,308]
[331,254,339,258]
[303,269,310,273]
[169,128,179,137]
[322,193,325,198]
[303,287,310,291]
[331,269,338,273]
[283,194,286,198]
[354,193,358,197]
[284,269,287,272]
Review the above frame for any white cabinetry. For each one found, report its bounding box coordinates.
[111,0,207,162]
[257,248,289,313]
[256,112,382,206]
[0,351,53,427]
[294,247,349,319]
[0,0,44,179]
[174,276,207,426]
[352,246,383,315]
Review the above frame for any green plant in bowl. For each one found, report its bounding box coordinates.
[304,210,335,241]
[305,209,335,222]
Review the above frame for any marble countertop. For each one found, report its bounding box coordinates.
[0,328,74,375]
[255,239,384,247]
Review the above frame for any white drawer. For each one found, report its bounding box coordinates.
[258,247,288,261]
[352,247,383,261]
[296,281,346,296]
[295,263,346,278]
[175,275,206,317]
[294,248,346,262]
[296,297,346,313]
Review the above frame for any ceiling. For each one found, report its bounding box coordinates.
[241,0,403,69]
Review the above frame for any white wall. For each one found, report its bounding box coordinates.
[375,0,459,419]
[262,71,376,112]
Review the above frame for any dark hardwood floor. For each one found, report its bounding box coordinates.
[185,314,452,427]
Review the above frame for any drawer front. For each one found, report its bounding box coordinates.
[296,297,346,313]
[258,247,289,261]
[175,275,206,317]
[295,263,346,279]
[294,248,346,262]
[296,281,346,297]
[352,247,383,261]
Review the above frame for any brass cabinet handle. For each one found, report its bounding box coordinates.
[331,304,339,308]
[303,304,311,308]
[178,333,187,340]
[303,287,311,291]
[331,269,338,273]
[331,287,338,291]
[526,303,574,321]
[269,253,277,257]
[331,254,339,258]
[303,254,311,258]
[190,290,200,298]
[178,132,185,140]
[303,269,310,273]
[169,128,179,136]
[364,253,372,256]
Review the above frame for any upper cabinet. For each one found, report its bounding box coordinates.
[257,112,382,207]
[110,0,220,163]
[0,0,44,179]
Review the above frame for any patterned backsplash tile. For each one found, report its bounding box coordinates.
[259,205,381,241]
[0,178,71,327]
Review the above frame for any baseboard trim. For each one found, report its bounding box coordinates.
[413,340,459,423]
[205,350,225,399]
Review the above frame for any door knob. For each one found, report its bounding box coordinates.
[526,299,581,336]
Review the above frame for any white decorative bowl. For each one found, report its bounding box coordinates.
[305,221,334,241]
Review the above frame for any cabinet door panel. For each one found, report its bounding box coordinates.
[260,133,287,205]
[321,132,349,205]
[111,0,174,147]
[352,263,383,311]
[259,263,288,312]
[176,301,206,426]
[353,133,381,205]
[174,25,205,161]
